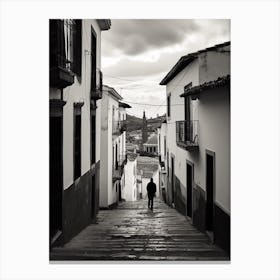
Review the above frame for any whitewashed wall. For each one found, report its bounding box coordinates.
[49,20,102,191]
[123,159,137,201]
[100,87,123,207]
[199,45,230,84]
[164,46,230,213]
[165,59,199,202]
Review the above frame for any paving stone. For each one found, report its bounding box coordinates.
[50,199,229,261]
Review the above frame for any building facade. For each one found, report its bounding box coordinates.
[100,85,130,208]
[159,42,230,254]
[158,120,167,201]
[137,156,159,199]
[143,133,158,155]
[122,153,138,201]
[49,19,111,246]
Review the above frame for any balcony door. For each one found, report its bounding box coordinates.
[91,28,97,92]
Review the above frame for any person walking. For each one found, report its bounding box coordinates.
[146,178,156,210]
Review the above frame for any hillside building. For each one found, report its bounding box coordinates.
[49,19,111,246]
[159,41,230,254]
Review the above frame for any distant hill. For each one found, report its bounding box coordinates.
[126,113,166,132]
[126,114,143,132]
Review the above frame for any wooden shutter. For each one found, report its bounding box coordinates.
[73,19,82,76]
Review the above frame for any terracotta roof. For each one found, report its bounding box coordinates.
[180,75,230,97]
[127,152,137,161]
[144,133,158,145]
[159,41,230,85]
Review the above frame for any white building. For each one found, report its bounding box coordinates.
[137,156,159,199]
[157,120,167,201]
[122,153,138,201]
[100,85,130,208]
[49,19,111,246]
[143,133,158,155]
[159,41,230,254]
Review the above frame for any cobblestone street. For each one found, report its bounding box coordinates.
[51,199,229,261]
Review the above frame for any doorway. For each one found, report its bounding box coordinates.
[50,116,63,242]
[91,174,96,219]
[206,151,215,232]
[118,182,122,201]
[171,156,175,204]
[186,161,193,218]
[115,144,118,169]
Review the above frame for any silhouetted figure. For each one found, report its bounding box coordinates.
[147,178,156,210]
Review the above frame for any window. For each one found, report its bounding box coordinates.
[91,28,97,92]
[184,82,192,122]
[91,112,96,164]
[167,150,169,177]
[73,19,82,76]
[167,94,171,117]
[74,105,82,181]
[159,134,161,153]
[164,136,166,156]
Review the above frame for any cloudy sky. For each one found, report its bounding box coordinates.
[101,19,230,119]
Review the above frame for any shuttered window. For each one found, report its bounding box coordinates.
[73,19,82,76]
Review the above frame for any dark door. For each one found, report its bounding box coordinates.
[115,144,118,169]
[91,30,97,90]
[186,163,193,217]
[119,182,122,201]
[206,153,214,231]
[50,116,63,241]
[171,156,175,203]
[91,113,96,165]
[91,174,96,220]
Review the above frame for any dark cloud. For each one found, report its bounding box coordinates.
[102,19,200,56]
[101,19,230,118]
[103,51,182,78]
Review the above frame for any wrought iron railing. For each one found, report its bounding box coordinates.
[176,120,199,146]
[91,68,103,100]
[49,19,76,88]
[50,19,76,72]
[112,120,126,135]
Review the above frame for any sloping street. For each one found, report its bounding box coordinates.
[51,199,229,261]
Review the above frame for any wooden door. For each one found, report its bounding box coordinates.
[186,163,193,218]
[206,153,215,231]
[50,116,63,241]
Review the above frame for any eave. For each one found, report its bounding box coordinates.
[97,19,111,31]
[180,75,230,98]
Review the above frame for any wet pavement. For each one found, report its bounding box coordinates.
[50,199,229,261]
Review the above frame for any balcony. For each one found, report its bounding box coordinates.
[50,20,75,89]
[118,154,127,168]
[120,120,127,132]
[176,120,199,151]
[91,69,103,100]
[112,120,126,136]
[113,167,122,182]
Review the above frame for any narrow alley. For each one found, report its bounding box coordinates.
[51,199,229,261]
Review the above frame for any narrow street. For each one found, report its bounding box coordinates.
[51,199,229,261]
